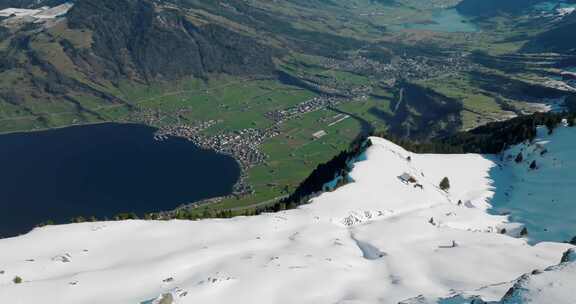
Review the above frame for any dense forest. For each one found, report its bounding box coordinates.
[384,111,574,154]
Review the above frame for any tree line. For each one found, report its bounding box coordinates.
[376,111,575,155]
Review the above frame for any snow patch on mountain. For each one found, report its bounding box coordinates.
[0,2,72,25]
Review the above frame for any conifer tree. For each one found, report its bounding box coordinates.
[439,177,450,191]
[515,152,523,163]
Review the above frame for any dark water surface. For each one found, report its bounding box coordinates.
[0,123,240,238]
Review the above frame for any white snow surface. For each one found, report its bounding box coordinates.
[498,249,576,304]
[415,248,576,304]
[489,125,576,243]
[0,136,574,304]
[0,3,72,19]
[0,8,41,17]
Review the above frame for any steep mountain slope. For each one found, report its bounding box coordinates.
[0,0,283,130]
[487,125,576,244]
[525,12,576,54]
[372,82,463,139]
[498,250,576,304]
[0,135,573,304]
[409,248,576,304]
[65,0,277,81]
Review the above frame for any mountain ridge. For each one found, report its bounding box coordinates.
[65,0,278,82]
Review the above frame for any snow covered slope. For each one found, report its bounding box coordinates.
[498,248,576,304]
[489,125,576,244]
[0,135,574,304]
[0,3,72,20]
[413,248,576,304]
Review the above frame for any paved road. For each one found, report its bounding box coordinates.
[393,87,405,113]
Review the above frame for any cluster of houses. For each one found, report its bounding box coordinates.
[320,53,474,85]
[155,122,284,196]
[154,120,218,141]
[265,91,368,125]
[265,95,343,124]
[157,125,277,171]
[128,107,200,127]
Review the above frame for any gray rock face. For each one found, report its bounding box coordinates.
[561,248,576,263]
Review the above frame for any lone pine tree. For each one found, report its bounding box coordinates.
[440,177,451,191]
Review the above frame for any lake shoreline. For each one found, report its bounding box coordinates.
[0,122,241,238]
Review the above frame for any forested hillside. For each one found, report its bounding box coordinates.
[66,0,277,81]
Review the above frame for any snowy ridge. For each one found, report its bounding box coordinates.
[499,248,576,304]
[0,3,72,20]
[0,135,574,303]
[404,248,576,304]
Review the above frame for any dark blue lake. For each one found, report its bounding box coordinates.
[0,123,240,238]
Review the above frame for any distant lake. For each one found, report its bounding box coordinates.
[393,9,479,33]
[0,123,240,238]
